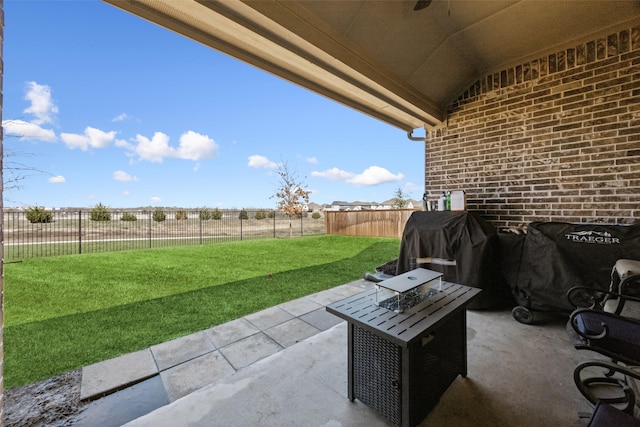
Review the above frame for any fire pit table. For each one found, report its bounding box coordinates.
[326,268,481,427]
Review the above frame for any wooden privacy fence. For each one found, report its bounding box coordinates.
[324,209,419,238]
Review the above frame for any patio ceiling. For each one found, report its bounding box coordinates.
[104,0,640,133]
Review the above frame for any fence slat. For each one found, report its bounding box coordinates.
[323,209,417,238]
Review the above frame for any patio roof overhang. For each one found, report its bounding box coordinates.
[103,0,640,133]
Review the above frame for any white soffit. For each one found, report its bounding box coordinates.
[103,0,640,133]
[103,0,443,131]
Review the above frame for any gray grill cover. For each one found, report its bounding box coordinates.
[508,222,640,313]
[396,211,508,309]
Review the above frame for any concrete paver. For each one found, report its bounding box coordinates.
[217,332,283,370]
[204,317,260,348]
[263,317,322,348]
[305,290,347,306]
[80,349,158,401]
[330,281,372,297]
[150,331,215,371]
[159,351,235,402]
[277,297,324,317]
[299,307,344,331]
[244,306,295,330]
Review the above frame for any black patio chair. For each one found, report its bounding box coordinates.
[567,259,640,319]
[569,307,640,414]
[567,287,640,318]
[587,402,640,427]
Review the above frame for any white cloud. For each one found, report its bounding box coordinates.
[60,126,116,151]
[306,157,318,164]
[48,175,65,184]
[311,167,355,181]
[150,196,162,204]
[23,81,58,125]
[120,131,217,163]
[2,81,58,143]
[114,138,131,149]
[248,155,278,169]
[3,119,57,142]
[176,130,219,161]
[131,132,174,163]
[85,127,115,148]
[123,190,130,196]
[312,165,403,186]
[348,166,404,186]
[113,170,138,182]
[112,113,131,122]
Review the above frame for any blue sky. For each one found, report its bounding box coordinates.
[2,0,425,209]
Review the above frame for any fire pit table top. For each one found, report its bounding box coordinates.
[327,281,481,347]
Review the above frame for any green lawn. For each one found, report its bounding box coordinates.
[4,235,399,389]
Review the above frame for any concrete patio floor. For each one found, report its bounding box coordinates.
[74,279,596,426]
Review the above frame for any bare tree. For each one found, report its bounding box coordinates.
[2,131,58,200]
[392,187,409,208]
[272,162,311,237]
[3,146,43,192]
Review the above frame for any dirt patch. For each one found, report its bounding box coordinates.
[5,370,84,427]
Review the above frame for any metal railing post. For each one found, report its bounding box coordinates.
[78,210,82,254]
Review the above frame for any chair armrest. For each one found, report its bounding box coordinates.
[567,286,609,310]
[620,273,640,297]
[575,359,640,413]
[570,308,640,366]
[568,286,640,313]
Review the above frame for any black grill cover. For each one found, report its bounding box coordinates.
[396,211,509,309]
[509,222,640,313]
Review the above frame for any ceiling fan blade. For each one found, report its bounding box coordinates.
[414,0,432,11]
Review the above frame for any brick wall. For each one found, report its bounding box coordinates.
[425,25,640,231]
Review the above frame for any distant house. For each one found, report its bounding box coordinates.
[322,200,420,211]
[325,201,375,211]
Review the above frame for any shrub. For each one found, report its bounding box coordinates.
[267,211,276,219]
[312,212,321,220]
[90,203,111,221]
[152,208,166,222]
[212,208,222,220]
[121,212,137,222]
[25,206,53,224]
[238,209,248,220]
[175,209,188,221]
[255,210,266,220]
[199,209,212,220]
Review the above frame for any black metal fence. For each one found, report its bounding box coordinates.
[3,208,325,260]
